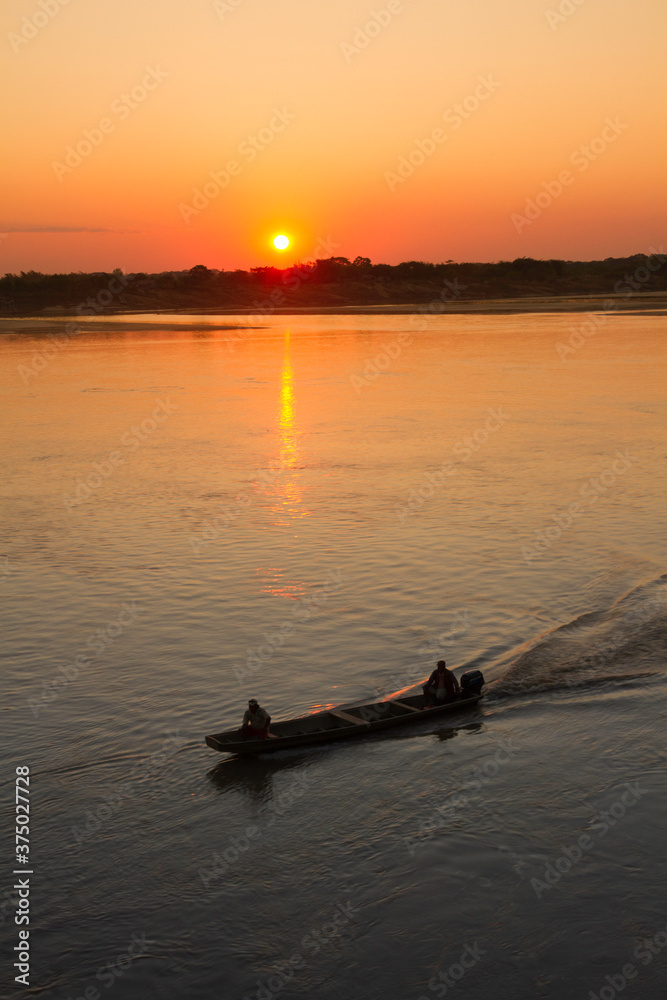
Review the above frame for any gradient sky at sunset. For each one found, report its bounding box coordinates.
[2,0,665,273]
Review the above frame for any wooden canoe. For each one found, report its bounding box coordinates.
[205,689,483,756]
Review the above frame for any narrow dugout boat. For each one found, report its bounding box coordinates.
[205,670,485,756]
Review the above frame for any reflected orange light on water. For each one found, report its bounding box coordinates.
[255,330,312,598]
[267,329,310,528]
[254,566,308,600]
[279,330,297,471]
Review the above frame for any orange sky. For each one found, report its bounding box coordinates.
[1,0,665,273]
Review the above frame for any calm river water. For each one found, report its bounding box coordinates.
[1,312,666,1000]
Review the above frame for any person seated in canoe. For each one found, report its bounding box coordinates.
[241,698,271,739]
[422,660,460,706]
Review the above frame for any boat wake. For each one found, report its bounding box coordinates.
[490,573,667,697]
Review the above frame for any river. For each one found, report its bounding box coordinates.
[1,310,666,1000]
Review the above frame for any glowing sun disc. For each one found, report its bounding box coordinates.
[273,234,289,250]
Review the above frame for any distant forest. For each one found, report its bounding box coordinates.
[1,254,666,315]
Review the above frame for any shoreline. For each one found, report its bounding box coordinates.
[1,290,666,327]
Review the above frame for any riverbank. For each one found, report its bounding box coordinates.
[2,290,667,328]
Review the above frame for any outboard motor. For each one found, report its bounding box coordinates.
[460,670,484,696]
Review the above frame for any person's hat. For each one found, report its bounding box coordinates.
[248,698,258,705]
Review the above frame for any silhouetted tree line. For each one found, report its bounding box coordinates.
[2,253,665,313]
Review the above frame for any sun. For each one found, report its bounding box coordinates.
[273,234,289,250]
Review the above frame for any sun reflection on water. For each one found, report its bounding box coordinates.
[270,329,309,526]
[257,332,311,598]
[279,330,297,469]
